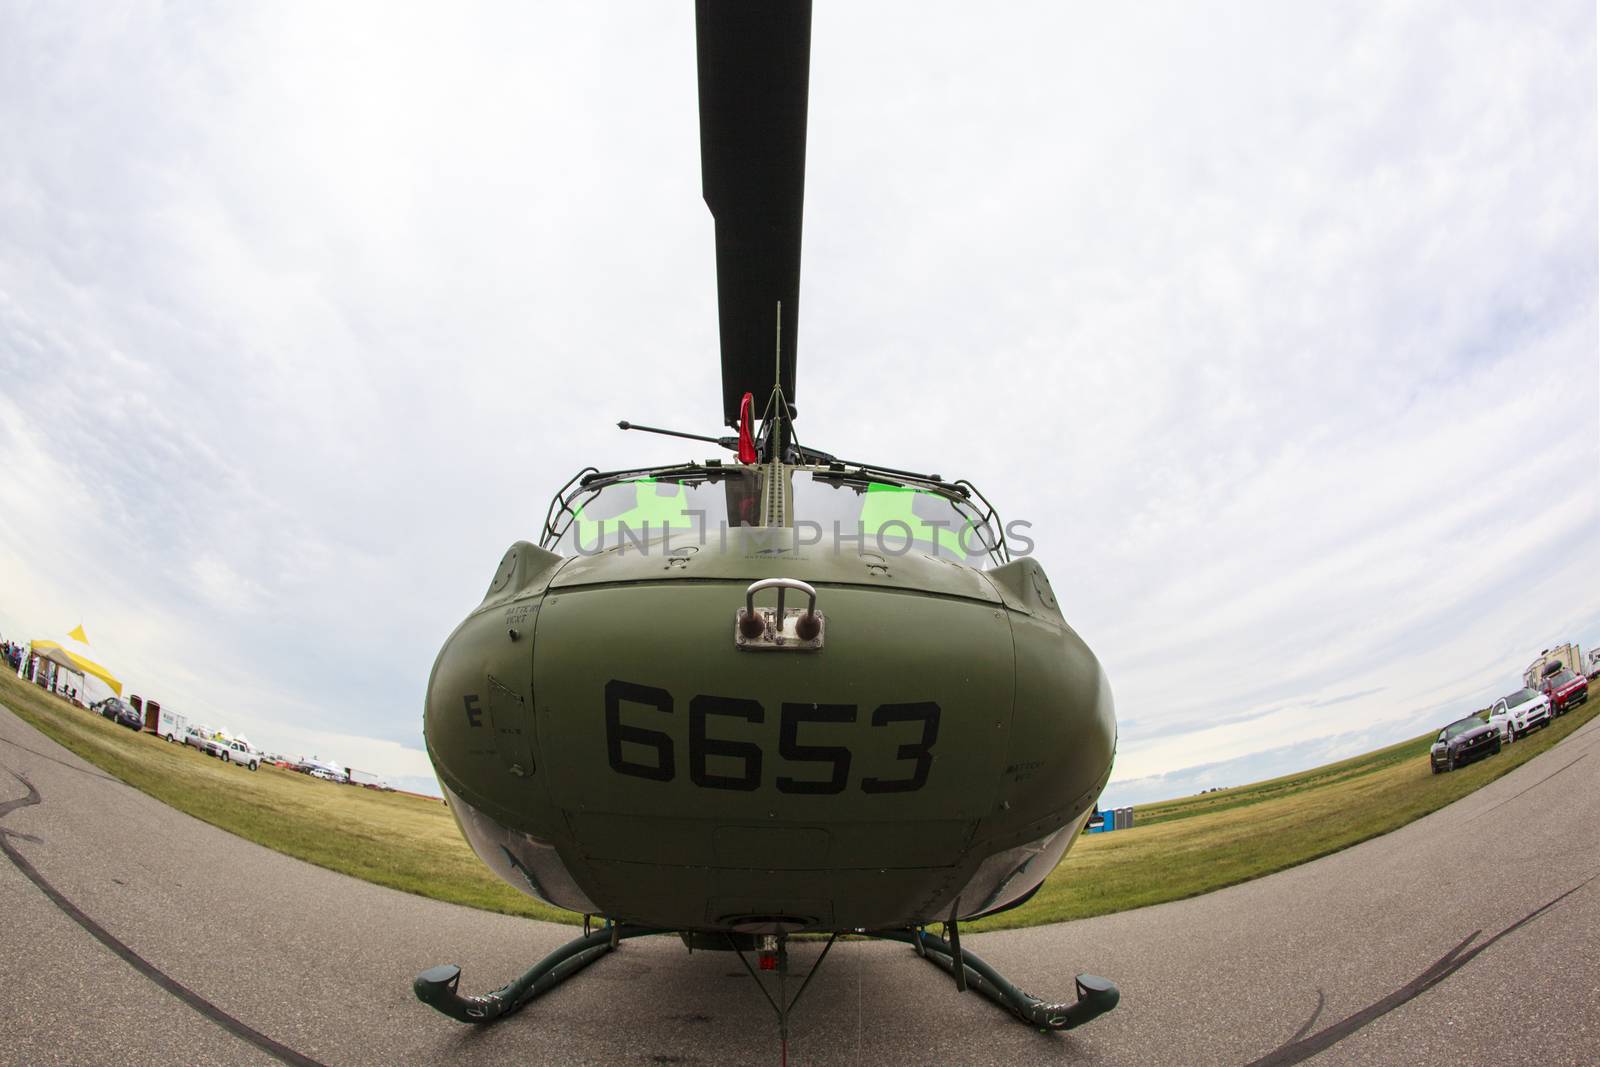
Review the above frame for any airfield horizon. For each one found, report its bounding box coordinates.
[4,667,1593,932]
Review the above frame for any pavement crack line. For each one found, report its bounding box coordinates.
[1243,872,1599,1067]
[0,730,124,784]
[1482,750,1591,815]
[0,763,330,1067]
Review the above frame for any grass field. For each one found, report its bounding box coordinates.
[0,672,573,923]
[972,700,1597,930]
[3,669,1593,930]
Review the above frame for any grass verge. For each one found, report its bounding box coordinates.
[0,671,574,923]
[3,670,1592,930]
[971,699,1597,930]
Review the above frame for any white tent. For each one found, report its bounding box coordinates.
[25,624,123,704]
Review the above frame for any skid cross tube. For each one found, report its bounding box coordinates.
[944,917,967,993]
[414,924,666,1024]
[871,928,1120,1032]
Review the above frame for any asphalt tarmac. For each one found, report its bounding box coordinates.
[3,703,1597,1067]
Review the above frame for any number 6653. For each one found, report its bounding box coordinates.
[603,679,940,795]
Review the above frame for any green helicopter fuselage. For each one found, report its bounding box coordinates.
[424,460,1115,934]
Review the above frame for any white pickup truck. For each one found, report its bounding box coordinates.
[218,738,262,771]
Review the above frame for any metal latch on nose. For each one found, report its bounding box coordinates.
[734,578,825,651]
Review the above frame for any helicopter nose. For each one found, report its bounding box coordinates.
[425,541,1114,932]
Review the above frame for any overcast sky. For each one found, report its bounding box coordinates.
[1,3,1595,803]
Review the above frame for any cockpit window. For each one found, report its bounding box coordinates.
[791,472,998,566]
[549,471,763,554]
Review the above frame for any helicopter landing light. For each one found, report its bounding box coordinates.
[735,578,824,651]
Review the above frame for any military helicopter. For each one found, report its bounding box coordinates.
[415,1,1119,1043]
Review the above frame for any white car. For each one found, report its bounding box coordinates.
[219,738,261,771]
[297,756,348,783]
[1488,687,1551,742]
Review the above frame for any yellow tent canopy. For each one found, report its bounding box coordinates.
[30,637,122,696]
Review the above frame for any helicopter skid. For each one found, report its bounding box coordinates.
[416,923,1118,1034]
[872,928,1119,1032]
[414,923,665,1024]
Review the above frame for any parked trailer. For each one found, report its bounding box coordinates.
[1524,644,1586,689]
[145,703,188,742]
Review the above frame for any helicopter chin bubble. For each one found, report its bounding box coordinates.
[439,780,598,914]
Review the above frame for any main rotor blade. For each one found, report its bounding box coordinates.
[696,0,811,427]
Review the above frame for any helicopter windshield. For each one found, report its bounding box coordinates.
[791,471,998,567]
[548,470,763,554]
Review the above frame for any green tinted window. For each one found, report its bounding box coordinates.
[555,472,762,554]
[792,473,994,565]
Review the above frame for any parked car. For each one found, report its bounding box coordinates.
[98,698,143,731]
[1430,716,1502,773]
[218,738,261,771]
[1539,668,1588,717]
[296,757,349,783]
[1488,688,1551,742]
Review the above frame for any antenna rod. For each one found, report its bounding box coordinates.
[617,421,737,450]
[767,300,791,461]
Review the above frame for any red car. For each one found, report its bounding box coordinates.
[1540,668,1588,716]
